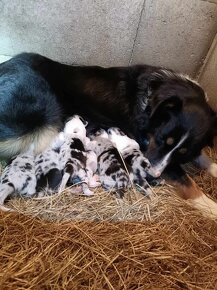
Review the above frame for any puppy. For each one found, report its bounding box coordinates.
[58,115,94,195]
[107,127,164,195]
[88,129,130,192]
[35,133,64,193]
[0,146,36,211]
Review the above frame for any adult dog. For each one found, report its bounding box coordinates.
[0,52,216,215]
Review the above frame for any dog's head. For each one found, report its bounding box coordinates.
[136,70,217,175]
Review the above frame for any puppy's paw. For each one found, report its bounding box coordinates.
[89,174,101,188]
[207,163,217,178]
[83,189,94,196]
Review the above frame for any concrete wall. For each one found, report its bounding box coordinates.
[0,0,217,75]
[199,34,217,112]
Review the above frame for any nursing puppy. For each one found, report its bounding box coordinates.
[58,115,95,195]
[0,53,217,216]
[35,133,64,193]
[0,146,36,211]
[107,127,160,194]
[89,129,130,192]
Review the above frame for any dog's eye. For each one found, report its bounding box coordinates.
[179,147,187,154]
[166,137,174,145]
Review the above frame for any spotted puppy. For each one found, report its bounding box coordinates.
[35,132,64,194]
[88,129,130,192]
[58,115,95,195]
[0,146,36,211]
[107,127,161,194]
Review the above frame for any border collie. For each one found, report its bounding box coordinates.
[0,53,217,216]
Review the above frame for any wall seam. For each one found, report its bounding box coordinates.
[128,0,146,66]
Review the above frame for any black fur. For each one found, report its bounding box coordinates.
[0,55,62,140]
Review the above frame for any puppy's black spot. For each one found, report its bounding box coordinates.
[70,138,85,151]
[2,179,9,184]
[105,164,121,176]
[8,182,15,189]
[125,154,134,165]
[24,163,32,170]
[141,160,148,169]
[53,148,60,153]
[70,150,86,164]
[65,163,74,175]
[50,162,57,167]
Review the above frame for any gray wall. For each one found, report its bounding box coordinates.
[0,0,217,75]
[199,34,217,111]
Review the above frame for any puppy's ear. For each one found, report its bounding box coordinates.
[78,116,88,127]
[150,96,183,121]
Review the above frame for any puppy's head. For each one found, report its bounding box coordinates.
[89,128,109,140]
[138,70,216,175]
[108,127,140,151]
[88,129,111,156]
[64,115,88,139]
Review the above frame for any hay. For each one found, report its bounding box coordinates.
[0,209,217,289]
[0,140,217,289]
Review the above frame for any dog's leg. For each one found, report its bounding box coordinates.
[194,151,217,178]
[164,164,217,218]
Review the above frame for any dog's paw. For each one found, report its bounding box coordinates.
[207,163,217,178]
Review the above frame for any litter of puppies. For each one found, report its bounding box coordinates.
[0,115,157,211]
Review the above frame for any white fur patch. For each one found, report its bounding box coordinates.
[151,133,189,175]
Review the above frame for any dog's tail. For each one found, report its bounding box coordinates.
[0,127,59,158]
[0,56,62,158]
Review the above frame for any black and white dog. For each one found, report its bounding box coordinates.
[0,53,217,215]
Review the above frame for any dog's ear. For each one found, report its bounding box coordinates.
[150,96,183,122]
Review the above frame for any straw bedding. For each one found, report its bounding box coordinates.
[0,141,217,289]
